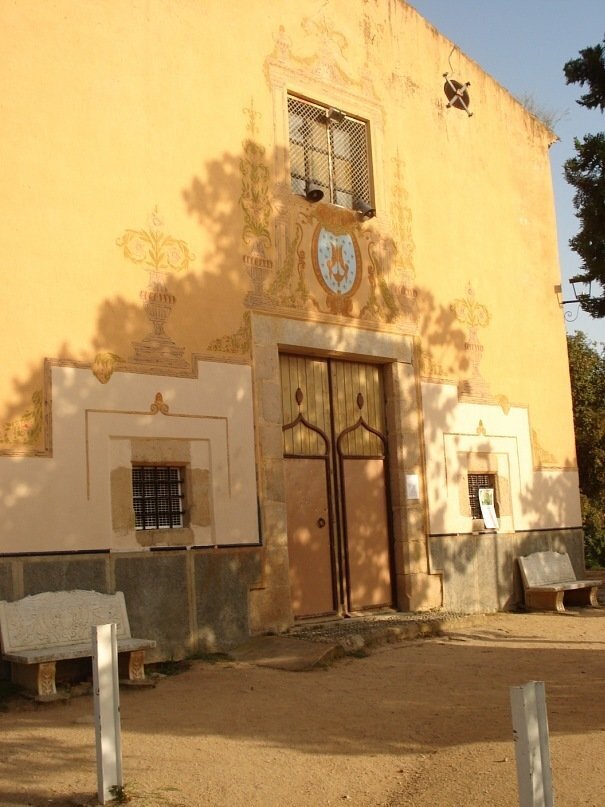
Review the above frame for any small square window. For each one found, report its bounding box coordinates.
[467,473,498,520]
[287,94,372,210]
[132,465,185,530]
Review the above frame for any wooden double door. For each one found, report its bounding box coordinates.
[280,354,394,619]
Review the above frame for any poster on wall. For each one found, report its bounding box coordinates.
[478,488,499,530]
[406,473,420,500]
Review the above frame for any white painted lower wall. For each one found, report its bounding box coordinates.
[421,381,582,536]
[0,360,259,553]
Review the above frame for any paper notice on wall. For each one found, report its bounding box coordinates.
[406,474,420,500]
[478,488,499,530]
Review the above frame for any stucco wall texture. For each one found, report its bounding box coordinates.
[0,0,582,655]
[0,0,573,460]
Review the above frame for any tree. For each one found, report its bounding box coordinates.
[567,332,605,566]
[563,38,605,318]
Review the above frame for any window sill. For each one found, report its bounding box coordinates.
[134,526,194,548]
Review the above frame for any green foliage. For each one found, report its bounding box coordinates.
[567,333,605,566]
[564,38,605,318]
[109,784,131,803]
[564,39,605,112]
[582,496,605,568]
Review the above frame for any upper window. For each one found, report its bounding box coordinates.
[287,94,372,210]
[132,465,185,531]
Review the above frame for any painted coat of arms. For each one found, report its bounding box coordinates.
[312,225,362,313]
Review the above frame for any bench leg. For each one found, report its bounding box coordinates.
[565,586,600,608]
[525,590,565,612]
[118,649,147,683]
[128,649,146,681]
[12,661,57,698]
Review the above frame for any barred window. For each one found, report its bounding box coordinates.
[467,473,498,520]
[287,95,372,210]
[132,465,185,530]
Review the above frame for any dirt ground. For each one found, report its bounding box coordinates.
[1,610,604,807]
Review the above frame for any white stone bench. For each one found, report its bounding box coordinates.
[0,590,156,700]
[518,551,601,613]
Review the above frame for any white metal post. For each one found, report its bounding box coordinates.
[92,623,123,805]
[510,681,554,807]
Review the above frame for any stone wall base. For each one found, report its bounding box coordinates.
[429,528,585,612]
[0,547,264,666]
[396,572,443,612]
[0,529,588,681]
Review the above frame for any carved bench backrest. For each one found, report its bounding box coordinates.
[0,590,132,654]
[518,551,577,589]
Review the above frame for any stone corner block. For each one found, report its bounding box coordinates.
[397,572,442,612]
[248,585,293,634]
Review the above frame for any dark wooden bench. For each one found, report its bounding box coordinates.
[0,590,156,700]
[518,551,601,613]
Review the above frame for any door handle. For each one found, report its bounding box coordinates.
[317,517,326,528]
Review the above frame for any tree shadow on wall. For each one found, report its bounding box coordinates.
[183,141,484,621]
[0,141,598,790]
[0,139,583,643]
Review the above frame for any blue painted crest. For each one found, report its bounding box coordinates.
[315,228,359,296]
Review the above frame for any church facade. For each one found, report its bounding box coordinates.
[0,0,581,660]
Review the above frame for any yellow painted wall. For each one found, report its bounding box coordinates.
[0,0,575,471]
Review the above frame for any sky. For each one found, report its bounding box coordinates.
[410,0,604,345]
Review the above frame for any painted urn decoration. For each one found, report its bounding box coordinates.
[117,208,195,369]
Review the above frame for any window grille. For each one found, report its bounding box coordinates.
[287,95,372,209]
[467,473,497,520]
[132,465,185,530]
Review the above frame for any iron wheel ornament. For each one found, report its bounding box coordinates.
[443,72,473,117]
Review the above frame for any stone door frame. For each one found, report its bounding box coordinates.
[247,312,442,634]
